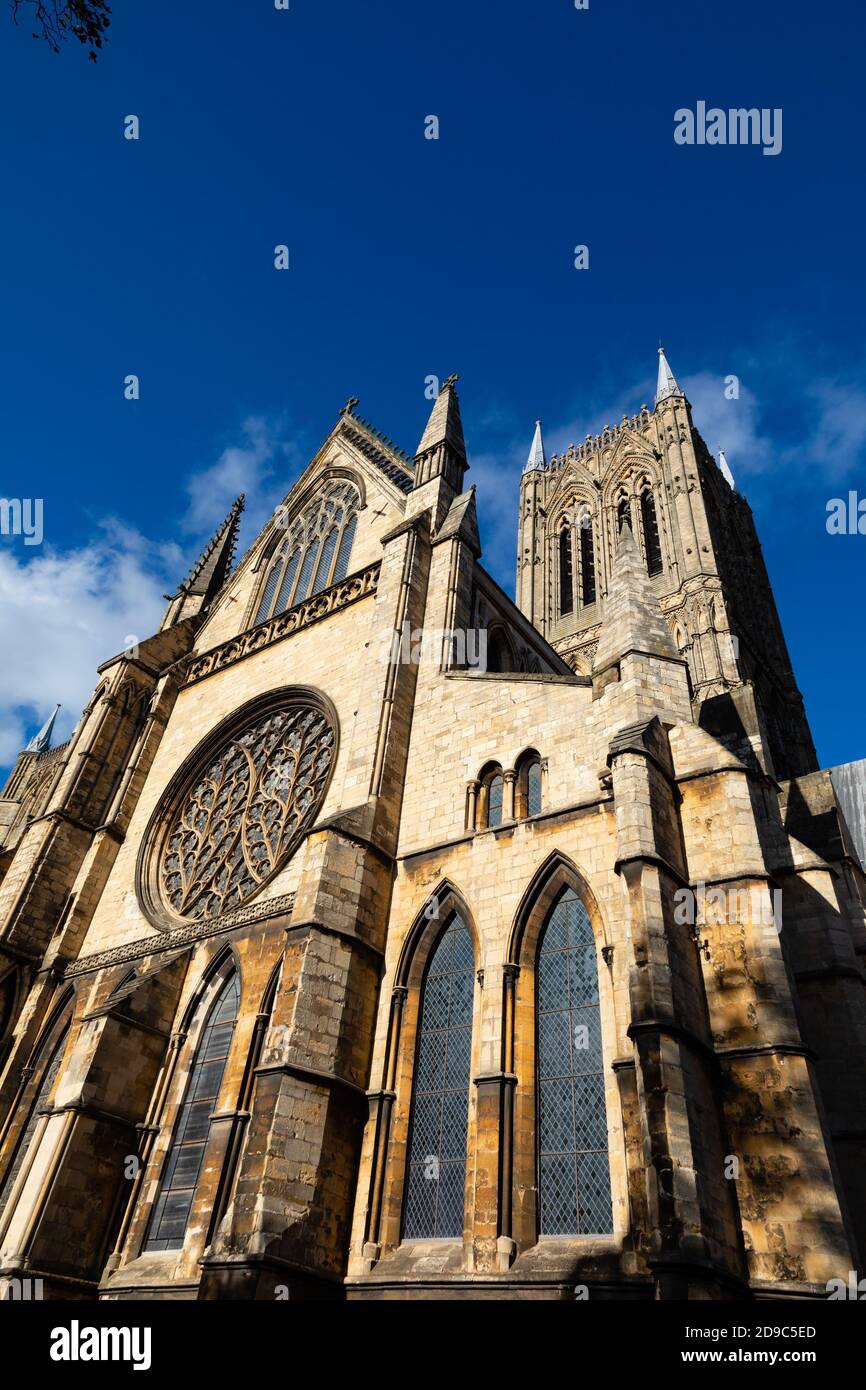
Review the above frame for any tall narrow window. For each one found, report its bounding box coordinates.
[537,888,612,1236]
[526,760,542,817]
[332,512,357,583]
[311,527,338,594]
[274,547,301,614]
[516,753,542,819]
[617,497,632,533]
[145,971,240,1252]
[487,773,504,828]
[403,914,474,1240]
[580,518,596,606]
[641,487,663,576]
[254,556,284,625]
[559,528,574,617]
[293,540,320,605]
[0,1021,69,1221]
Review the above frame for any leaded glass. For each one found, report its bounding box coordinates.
[158,702,335,923]
[311,527,338,595]
[537,889,612,1235]
[255,480,360,622]
[333,512,357,582]
[526,760,542,818]
[487,774,503,828]
[403,915,474,1240]
[145,973,239,1252]
[0,1024,69,1220]
[274,547,301,614]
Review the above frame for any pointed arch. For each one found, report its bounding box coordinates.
[143,950,240,1252]
[395,880,481,991]
[400,897,477,1241]
[251,475,362,624]
[505,852,617,1245]
[558,527,574,617]
[507,850,609,967]
[486,626,517,674]
[0,988,74,1227]
[640,485,663,576]
[579,513,597,606]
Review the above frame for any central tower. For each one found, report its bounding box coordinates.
[516,348,816,781]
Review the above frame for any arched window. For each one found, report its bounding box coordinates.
[558,528,574,617]
[0,1016,70,1221]
[486,771,504,828]
[617,496,632,533]
[515,753,543,819]
[640,486,663,576]
[254,479,360,624]
[144,969,240,1252]
[537,888,612,1235]
[402,914,474,1240]
[580,516,596,606]
[486,627,514,674]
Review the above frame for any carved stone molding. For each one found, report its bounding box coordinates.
[64,892,297,979]
[183,561,381,687]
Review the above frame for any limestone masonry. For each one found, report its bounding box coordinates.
[0,353,863,1300]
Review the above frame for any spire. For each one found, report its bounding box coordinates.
[717,446,736,491]
[26,704,60,754]
[412,374,468,492]
[592,525,678,677]
[655,345,682,405]
[524,419,546,473]
[174,495,245,600]
[416,375,466,458]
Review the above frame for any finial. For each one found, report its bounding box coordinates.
[442,373,460,390]
[340,397,360,415]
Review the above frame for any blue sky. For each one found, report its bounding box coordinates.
[0,0,864,771]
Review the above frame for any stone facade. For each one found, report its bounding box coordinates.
[0,363,864,1301]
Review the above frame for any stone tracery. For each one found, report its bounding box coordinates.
[152,700,335,925]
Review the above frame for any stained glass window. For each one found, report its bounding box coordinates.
[145,972,240,1252]
[254,480,360,624]
[537,889,612,1236]
[0,1023,69,1221]
[403,915,474,1240]
[526,760,542,818]
[487,773,504,828]
[156,702,335,925]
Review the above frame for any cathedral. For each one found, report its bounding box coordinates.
[0,350,864,1301]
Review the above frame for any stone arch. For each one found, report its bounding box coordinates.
[507,849,610,966]
[373,881,482,1254]
[503,851,621,1249]
[251,465,367,575]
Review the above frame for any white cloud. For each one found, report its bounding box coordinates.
[683,371,772,475]
[0,416,304,774]
[184,415,304,548]
[796,379,866,479]
[0,520,178,766]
